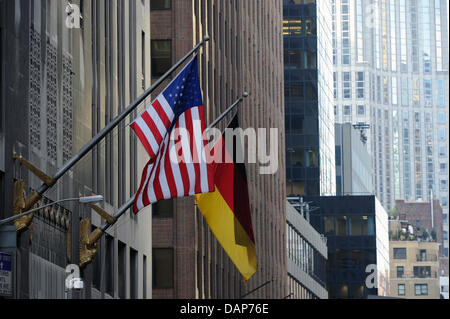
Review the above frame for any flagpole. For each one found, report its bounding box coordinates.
[23,36,211,211]
[98,92,249,234]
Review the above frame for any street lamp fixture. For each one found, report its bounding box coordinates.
[0,195,104,226]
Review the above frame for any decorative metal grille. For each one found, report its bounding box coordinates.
[29,27,41,150]
[46,38,58,163]
[62,55,73,163]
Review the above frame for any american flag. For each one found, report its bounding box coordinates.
[130,57,215,213]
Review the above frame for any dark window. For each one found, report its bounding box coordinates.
[130,248,138,299]
[398,284,405,296]
[413,266,431,278]
[153,199,174,218]
[118,241,126,299]
[143,255,147,299]
[150,0,171,10]
[393,248,407,259]
[153,248,174,288]
[105,234,115,297]
[151,40,172,77]
[335,146,341,166]
[397,266,404,278]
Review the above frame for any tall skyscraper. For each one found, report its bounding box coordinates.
[332,0,449,257]
[1,0,152,298]
[150,0,287,298]
[284,0,336,197]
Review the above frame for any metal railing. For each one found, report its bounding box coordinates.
[394,271,438,279]
[416,254,438,262]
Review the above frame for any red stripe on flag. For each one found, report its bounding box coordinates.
[153,99,171,129]
[185,109,201,194]
[130,122,155,158]
[151,141,166,202]
[198,106,215,192]
[174,121,190,196]
[133,159,153,214]
[163,137,178,198]
[141,111,163,146]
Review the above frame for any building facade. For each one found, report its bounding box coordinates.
[335,123,374,196]
[389,239,441,299]
[150,0,287,299]
[284,0,336,197]
[1,0,152,299]
[286,198,328,299]
[307,195,390,299]
[332,0,449,258]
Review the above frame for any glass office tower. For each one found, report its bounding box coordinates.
[332,0,449,257]
[284,0,336,197]
[307,195,390,299]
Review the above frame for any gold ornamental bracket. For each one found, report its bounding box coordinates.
[13,180,34,233]
[79,219,103,269]
[13,152,55,187]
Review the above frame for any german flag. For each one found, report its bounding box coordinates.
[195,115,257,282]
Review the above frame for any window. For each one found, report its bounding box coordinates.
[438,128,446,141]
[356,72,364,99]
[424,79,432,106]
[143,255,147,299]
[439,146,447,157]
[415,284,428,296]
[153,248,174,288]
[324,216,335,235]
[343,72,351,99]
[153,199,174,218]
[151,0,171,10]
[151,40,172,77]
[350,216,362,235]
[130,248,138,299]
[118,241,126,299]
[336,216,348,236]
[357,105,365,116]
[397,266,404,278]
[393,248,407,259]
[414,266,431,278]
[398,284,405,296]
[437,112,446,124]
[344,105,351,116]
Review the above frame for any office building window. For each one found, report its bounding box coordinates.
[151,0,171,10]
[415,284,428,296]
[398,284,405,296]
[143,255,147,299]
[334,72,338,99]
[437,112,446,124]
[153,248,174,288]
[357,105,365,116]
[356,72,364,99]
[151,40,172,77]
[401,78,408,106]
[441,180,448,190]
[342,72,351,99]
[344,105,351,116]
[118,241,126,299]
[437,80,445,107]
[424,79,432,107]
[130,248,138,299]
[393,248,406,259]
[438,128,446,141]
[439,146,447,157]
